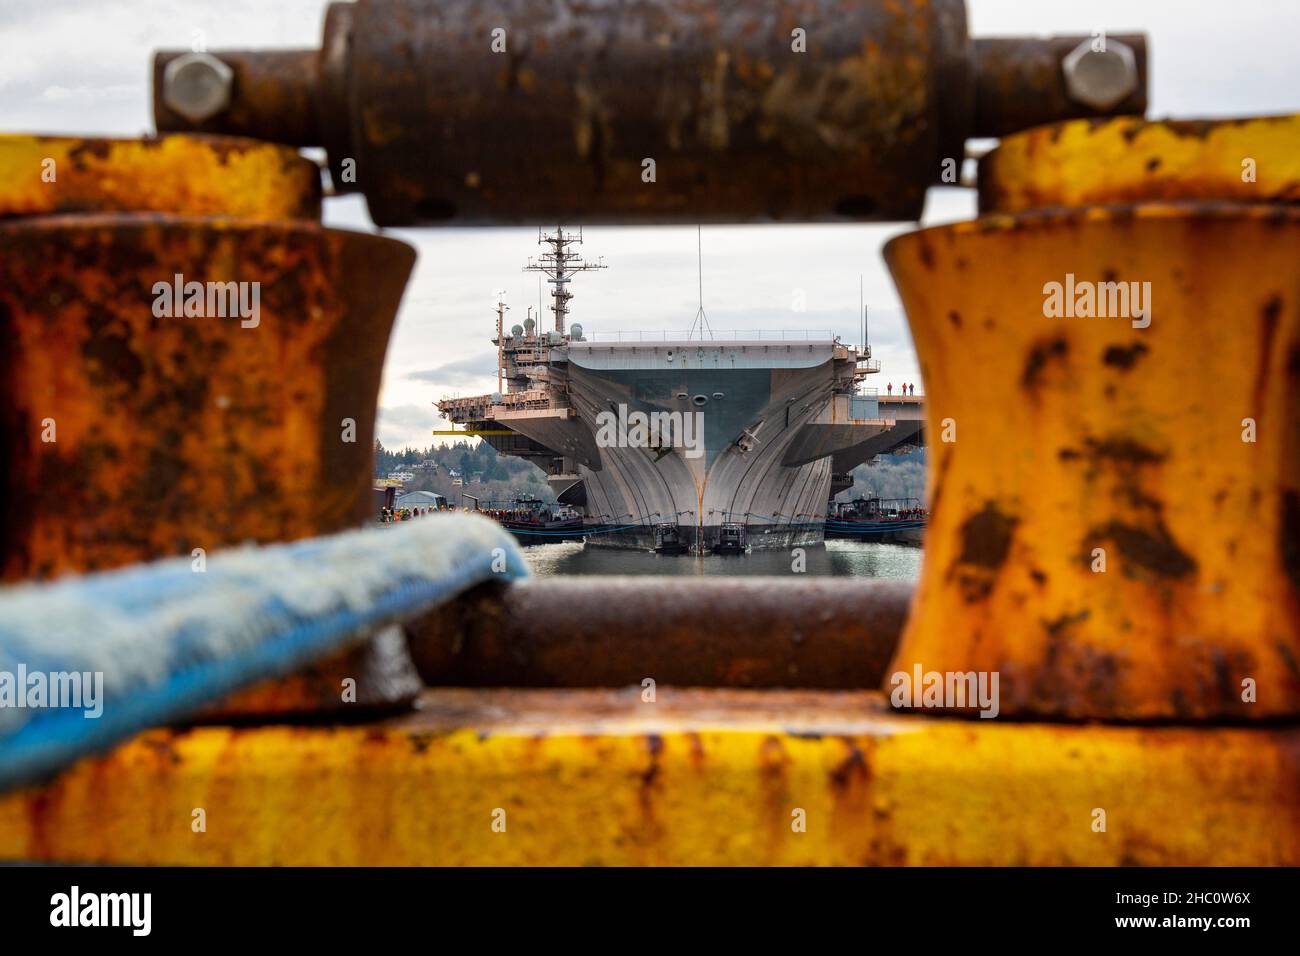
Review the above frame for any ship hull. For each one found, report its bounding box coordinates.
[559,344,856,552]
[824,519,927,545]
[444,339,893,554]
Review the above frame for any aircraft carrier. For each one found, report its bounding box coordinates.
[439,229,920,552]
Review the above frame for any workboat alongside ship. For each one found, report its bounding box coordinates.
[438,229,924,552]
[825,496,928,545]
[467,495,586,542]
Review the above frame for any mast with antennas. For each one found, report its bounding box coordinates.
[523,225,606,335]
[494,292,508,393]
[860,275,870,359]
[688,224,714,341]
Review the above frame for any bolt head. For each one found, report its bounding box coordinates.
[1062,38,1138,112]
[162,52,234,124]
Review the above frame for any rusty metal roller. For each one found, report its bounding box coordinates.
[153,0,1147,225]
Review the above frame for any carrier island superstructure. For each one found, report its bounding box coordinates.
[438,229,923,551]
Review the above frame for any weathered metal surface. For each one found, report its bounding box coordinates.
[0,135,321,220]
[2,687,1296,866]
[153,0,1147,225]
[0,214,414,580]
[973,36,1146,138]
[883,204,1300,721]
[0,212,420,718]
[408,577,911,688]
[196,626,422,722]
[980,114,1300,213]
[153,51,324,147]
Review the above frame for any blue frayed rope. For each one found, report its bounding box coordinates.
[0,514,528,792]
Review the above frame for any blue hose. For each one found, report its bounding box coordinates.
[0,514,528,792]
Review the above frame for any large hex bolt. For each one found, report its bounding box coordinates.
[161,52,234,124]
[1062,37,1139,111]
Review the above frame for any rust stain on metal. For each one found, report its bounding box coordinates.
[1021,336,1069,390]
[1102,341,1149,369]
[1282,491,1300,594]
[956,503,1018,570]
[1057,436,1165,468]
[947,503,1018,604]
[981,114,1300,214]
[1088,520,1198,580]
[0,134,320,220]
[0,215,414,581]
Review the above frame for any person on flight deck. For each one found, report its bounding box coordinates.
[910,383,915,396]
[887,382,893,395]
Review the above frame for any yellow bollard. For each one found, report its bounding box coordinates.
[0,133,421,717]
[884,117,1300,721]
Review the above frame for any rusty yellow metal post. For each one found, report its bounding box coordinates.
[884,117,1300,721]
[0,133,422,716]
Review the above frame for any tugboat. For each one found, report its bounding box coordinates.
[478,496,585,542]
[653,522,687,555]
[825,496,927,544]
[712,522,749,555]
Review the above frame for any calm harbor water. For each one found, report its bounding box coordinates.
[521,538,923,578]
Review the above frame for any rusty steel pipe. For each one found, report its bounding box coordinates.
[407,576,912,688]
[153,0,1147,226]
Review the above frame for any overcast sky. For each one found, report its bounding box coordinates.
[4,1,1298,449]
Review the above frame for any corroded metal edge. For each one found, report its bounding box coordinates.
[2,688,1296,866]
[0,134,322,220]
[979,114,1300,213]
